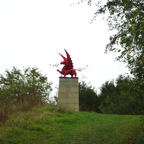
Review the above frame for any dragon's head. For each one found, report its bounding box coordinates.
[59,53,67,65]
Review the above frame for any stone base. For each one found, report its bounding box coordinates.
[57,77,79,111]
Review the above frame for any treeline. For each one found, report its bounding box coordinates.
[79,75,144,115]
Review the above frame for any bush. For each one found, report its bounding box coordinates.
[79,76,99,112]
[0,66,52,122]
[98,74,144,115]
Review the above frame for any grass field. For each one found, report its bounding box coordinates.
[0,104,143,144]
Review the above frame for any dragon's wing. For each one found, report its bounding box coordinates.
[64,49,74,70]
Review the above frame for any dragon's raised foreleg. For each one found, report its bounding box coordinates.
[57,69,63,75]
[57,69,67,77]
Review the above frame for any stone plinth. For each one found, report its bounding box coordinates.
[57,77,79,111]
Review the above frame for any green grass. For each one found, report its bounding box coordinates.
[136,131,144,144]
[0,104,143,144]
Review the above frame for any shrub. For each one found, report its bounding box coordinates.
[0,66,52,122]
[79,76,99,112]
[98,74,144,115]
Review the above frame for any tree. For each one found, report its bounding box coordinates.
[79,76,99,112]
[75,0,144,84]
[98,79,117,98]
[0,66,53,114]
[98,74,144,114]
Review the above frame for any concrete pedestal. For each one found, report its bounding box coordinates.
[57,77,79,111]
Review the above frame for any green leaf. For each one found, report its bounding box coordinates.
[111,48,116,51]
[122,50,127,54]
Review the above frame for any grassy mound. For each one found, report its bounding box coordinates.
[0,104,143,144]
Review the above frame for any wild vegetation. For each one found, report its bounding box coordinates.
[78,74,144,115]
[0,66,52,123]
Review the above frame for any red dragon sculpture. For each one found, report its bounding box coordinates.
[50,49,88,78]
[57,49,77,78]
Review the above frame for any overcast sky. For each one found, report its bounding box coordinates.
[0,0,131,99]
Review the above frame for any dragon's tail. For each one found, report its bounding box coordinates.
[74,65,88,72]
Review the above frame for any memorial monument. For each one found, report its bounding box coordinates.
[57,49,79,111]
[50,49,88,111]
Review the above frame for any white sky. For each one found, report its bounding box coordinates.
[0,0,131,99]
